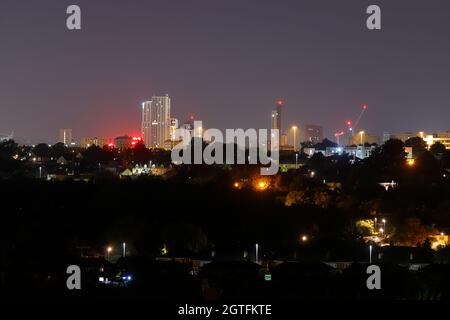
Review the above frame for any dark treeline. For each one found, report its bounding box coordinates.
[1,138,450,299]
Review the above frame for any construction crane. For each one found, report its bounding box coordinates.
[353,104,368,133]
[334,104,368,146]
[346,104,368,142]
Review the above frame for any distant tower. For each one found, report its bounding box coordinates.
[271,100,283,147]
[59,129,73,146]
[271,100,283,132]
[142,94,171,148]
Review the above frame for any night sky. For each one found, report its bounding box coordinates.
[1,0,449,144]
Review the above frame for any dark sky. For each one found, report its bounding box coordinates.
[1,0,449,143]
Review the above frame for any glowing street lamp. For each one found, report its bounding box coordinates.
[359,131,365,145]
[291,126,298,151]
[256,180,268,191]
[106,246,112,260]
[301,235,308,242]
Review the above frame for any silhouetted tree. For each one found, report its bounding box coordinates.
[33,143,51,159]
[405,137,427,158]
[430,142,446,156]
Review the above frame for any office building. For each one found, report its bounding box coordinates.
[303,125,323,144]
[388,131,450,150]
[80,137,110,148]
[423,132,450,150]
[114,135,132,149]
[349,132,380,146]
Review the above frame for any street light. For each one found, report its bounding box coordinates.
[359,131,365,145]
[106,246,112,260]
[256,180,268,191]
[292,126,298,152]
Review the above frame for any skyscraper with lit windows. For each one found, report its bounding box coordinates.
[59,129,73,146]
[142,94,171,148]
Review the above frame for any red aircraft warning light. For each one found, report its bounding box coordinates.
[131,136,142,147]
[277,99,284,106]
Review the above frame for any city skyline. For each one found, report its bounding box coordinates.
[4,91,450,146]
[2,1,450,305]
[1,0,450,143]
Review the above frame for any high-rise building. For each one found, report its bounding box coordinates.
[303,125,323,144]
[142,94,171,148]
[280,133,288,146]
[271,100,283,132]
[59,129,72,146]
[270,100,283,148]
